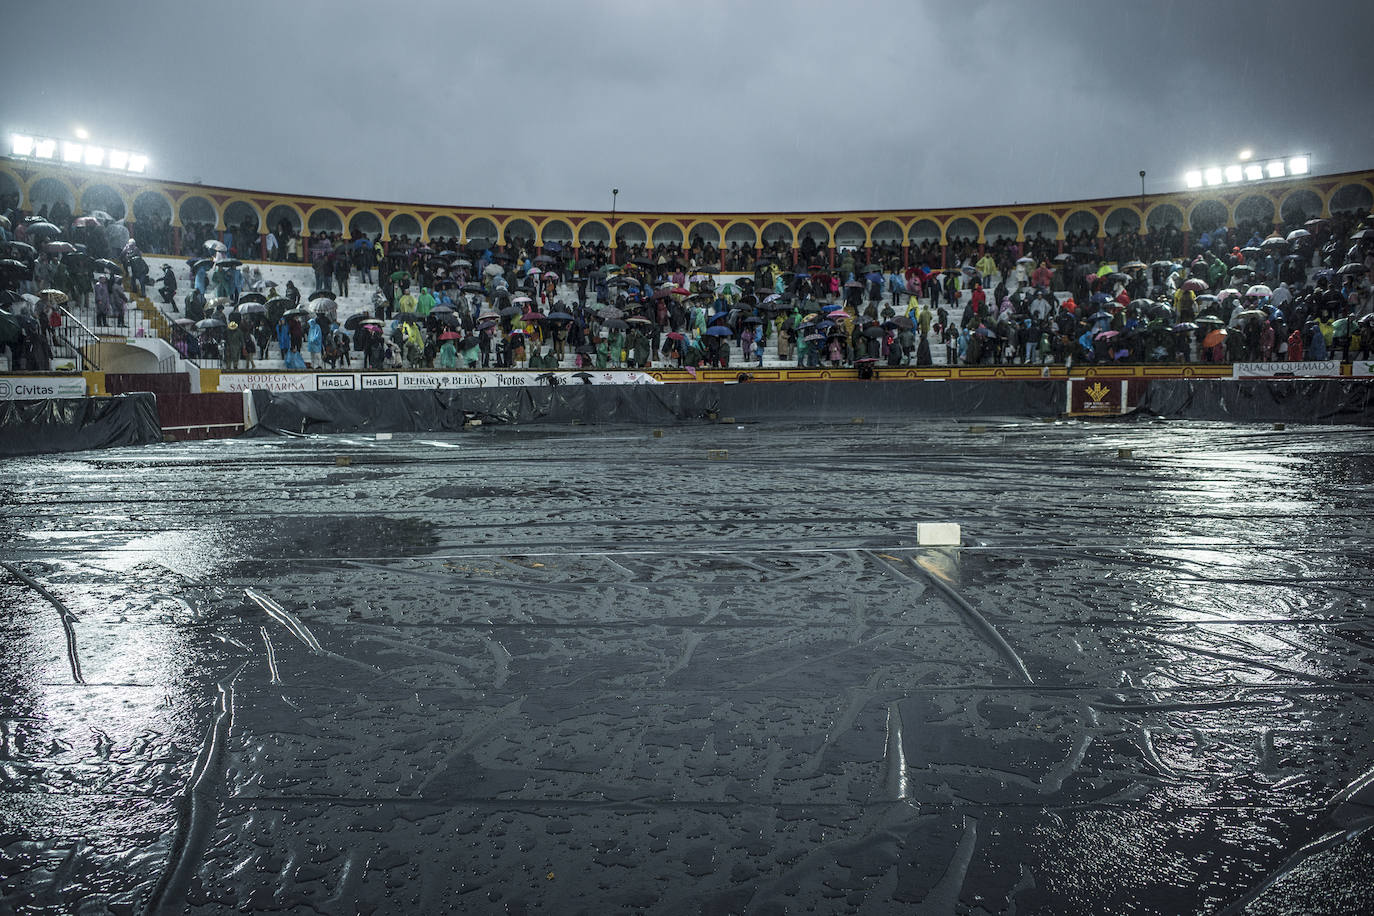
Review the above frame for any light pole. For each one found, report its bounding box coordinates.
[1139,170,1146,233]
[611,188,619,264]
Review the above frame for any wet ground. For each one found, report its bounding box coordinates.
[2,417,1374,915]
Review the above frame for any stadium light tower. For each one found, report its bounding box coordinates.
[1184,152,1309,189]
[8,130,150,175]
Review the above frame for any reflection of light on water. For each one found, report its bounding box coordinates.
[94,526,237,579]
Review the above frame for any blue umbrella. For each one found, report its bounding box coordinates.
[546,311,575,321]
[704,325,733,337]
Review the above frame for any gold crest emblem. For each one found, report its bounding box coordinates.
[1086,382,1110,403]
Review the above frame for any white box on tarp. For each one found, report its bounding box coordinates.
[917,522,961,546]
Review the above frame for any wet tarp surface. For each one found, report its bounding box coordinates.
[249,380,1065,434]
[0,393,163,456]
[2,419,1373,914]
[1136,378,1374,424]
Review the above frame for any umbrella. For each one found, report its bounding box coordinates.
[308,289,335,302]
[204,240,227,252]
[1054,253,1074,262]
[545,311,575,322]
[173,317,196,327]
[1245,284,1273,298]
[597,306,624,320]
[1183,278,1209,292]
[312,298,338,313]
[37,288,69,305]
[233,302,267,315]
[704,325,733,337]
[1259,236,1287,249]
[282,307,310,318]
[1229,264,1254,275]
[499,305,522,317]
[237,292,267,305]
[1202,328,1228,348]
[0,259,29,277]
[1337,263,1367,276]
[626,316,653,325]
[25,222,61,240]
[1094,330,1120,340]
[6,241,36,259]
[1195,316,1226,327]
[344,313,375,330]
[828,311,854,321]
[439,331,462,340]
[862,325,886,339]
[196,318,226,329]
[483,264,504,277]
[217,258,242,270]
[1235,309,1265,320]
[511,294,532,304]
[1122,260,1148,270]
[533,255,555,265]
[890,316,915,330]
[264,296,292,313]
[603,318,629,330]
[44,241,76,255]
[1286,229,1311,242]
[1171,322,1198,331]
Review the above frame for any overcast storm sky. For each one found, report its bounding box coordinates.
[4,0,1372,214]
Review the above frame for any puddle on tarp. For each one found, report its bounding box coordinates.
[2,419,1373,913]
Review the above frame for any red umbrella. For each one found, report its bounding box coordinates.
[1202,328,1228,349]
[1183,278,1209,293]
[440,331,461,340]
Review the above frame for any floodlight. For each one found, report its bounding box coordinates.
[62,141,84,163]
[84,146,104,167]
[1288,156,1309,175]
[1266,161,1285,179]
[127,154,148,173]
[1224,165,1243,183]
[1184,170,1203,189]
[33,138,56,158]
[1204,167,1224,186]
[107,149,129,170]
[1245,164,1264,181]
[1239,149,1253,161]
[10,134,34,156]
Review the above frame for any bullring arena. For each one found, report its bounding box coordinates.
[3,152,1374,915]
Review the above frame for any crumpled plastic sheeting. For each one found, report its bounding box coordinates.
[248,380,1065,434]
[1136,379,1374,424]
[0,393,162,456]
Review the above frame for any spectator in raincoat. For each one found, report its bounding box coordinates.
[276,316,291,358]
[975,252,998,283]
[285,280,301,305]
[211,265,231,299]
[415,287,436,317]
[396,288,417,316]
[306,317,323,367]
[224,320,243,370]
[437,337,459,368]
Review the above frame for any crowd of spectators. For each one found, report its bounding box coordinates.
[2,186,1373,374]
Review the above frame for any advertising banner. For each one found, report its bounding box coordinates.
[0,376,88,400]
[1232,360,1341,378]
[216,370,663,392]
[1066,379,1126,415]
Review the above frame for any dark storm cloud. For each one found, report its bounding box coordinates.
[3,0,1371,213]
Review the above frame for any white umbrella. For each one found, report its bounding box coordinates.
[1245,284,1273,298]
[483,263,503,277]
[204,239,227,253]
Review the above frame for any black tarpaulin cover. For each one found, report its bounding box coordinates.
[0,394,163,456]
[248,380,1065,434]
